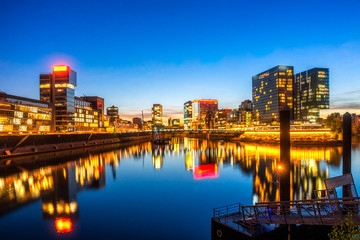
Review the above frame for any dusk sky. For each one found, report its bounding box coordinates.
[1,0,360,120]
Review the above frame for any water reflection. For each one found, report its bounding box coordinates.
[0,138,343,235]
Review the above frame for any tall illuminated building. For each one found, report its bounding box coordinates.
[193,99,218,129]
[184,101,194,130]
[152,104,163,125]
[40,66,77,132]
[252,65,294,124]
[293,68,329,123]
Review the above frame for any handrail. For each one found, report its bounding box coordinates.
[213,198,360,227]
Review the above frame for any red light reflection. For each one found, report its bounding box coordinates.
[55,218,73,233]
[194,164,219,180]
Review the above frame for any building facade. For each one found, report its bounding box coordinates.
[0,92,53,133]
[252,65,294,124]
[74,97,100,132]
[215,109,231,129]
[293,68,329,123]
[184,101,194,130]
[106,105,119,122]
[152,104,163,125]
[40,66,77,132]
[40,66,104,132]
[194,99,218,129]
[80,96,104,127]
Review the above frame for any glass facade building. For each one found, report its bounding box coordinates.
[0,92,53,133]
[152,104,163,125]
[40,66,77,132]
[293,68,329,123]
[183,101,194,130]
[74,97,100,132]
[40,66,104,132]
[193,99,218,129]
[252,65,294,124]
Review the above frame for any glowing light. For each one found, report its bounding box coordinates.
[55,218,73,233]
[53,66,68,71]
[193,99,218,103]
[194,164,219,180]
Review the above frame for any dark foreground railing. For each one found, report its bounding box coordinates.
[213,197,360,237]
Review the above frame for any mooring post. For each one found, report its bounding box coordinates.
[342,112,352,197]
[280,110,291,203]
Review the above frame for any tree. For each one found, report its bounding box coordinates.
[325,113,342,138]
[328,213,360,240]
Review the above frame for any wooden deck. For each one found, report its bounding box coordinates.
[213,197,360,237]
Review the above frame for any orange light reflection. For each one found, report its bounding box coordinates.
[55,218,73,233]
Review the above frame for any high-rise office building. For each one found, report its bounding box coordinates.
[40,66,103,132]
[152,104,163,125]
[193,99,218,129]
[40,66,77,132]
[252,65,294,124]
[184,101,194,130]
[293,68,329,123]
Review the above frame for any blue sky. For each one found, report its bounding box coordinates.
[1,0,360,120]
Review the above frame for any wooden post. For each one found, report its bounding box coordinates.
[280,110,291,203]
[342,112,352,197]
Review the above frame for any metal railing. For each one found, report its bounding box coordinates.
[213,197,360,232]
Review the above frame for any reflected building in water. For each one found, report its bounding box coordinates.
[0,138,343,234]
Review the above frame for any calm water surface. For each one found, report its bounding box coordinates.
[0,137,360,239]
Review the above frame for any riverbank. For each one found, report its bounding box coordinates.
[0,132,151,159]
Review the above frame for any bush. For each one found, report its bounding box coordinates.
[328,213,360,240]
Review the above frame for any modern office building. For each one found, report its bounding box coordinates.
[293,68,329,123]
[40,66,77,132]
[0,92,53,133]
[74,97,100,132]
[152,104,163,125]
[106,105,119,122]
[215,109,231,129]
[40,66,104,132]
[227,101,253,128]
[252,65,294,124]
[184,101,194,130]
[80,96,104,127]
[193,99,218,129]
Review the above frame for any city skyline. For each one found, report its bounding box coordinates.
[1,0,360,120]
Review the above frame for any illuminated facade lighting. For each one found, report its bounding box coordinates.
[252,65,294,124]
[187,99,218,129]
[294,68,329,123]
[0,92,53,133]
[53,66,68,71]
[152,104,163,125]
[40,66,104,132]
